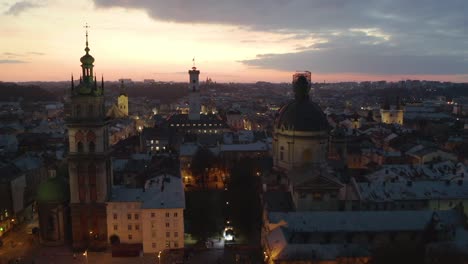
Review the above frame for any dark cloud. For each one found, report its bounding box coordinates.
[27,51,45,55]
[93,0,468,76]
[4,1,40,15]
[0,59,27,64]
[3,51,45,58]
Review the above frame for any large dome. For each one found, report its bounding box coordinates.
[275,100,329,132]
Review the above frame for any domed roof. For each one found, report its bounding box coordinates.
[37,176,69,203]
[275,75,329,132]
[276,100,329,132]
[80,51,95,65]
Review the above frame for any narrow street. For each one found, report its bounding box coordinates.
[0,222,40,264]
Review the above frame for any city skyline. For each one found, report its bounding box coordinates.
[1,0,467,83]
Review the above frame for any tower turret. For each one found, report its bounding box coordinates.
[66,24,111,251]
[188,60,201,120]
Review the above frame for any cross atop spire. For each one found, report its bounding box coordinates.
[192,57,195,68]
[84,23,91,53]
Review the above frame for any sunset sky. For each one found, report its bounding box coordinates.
[1,0,467,83]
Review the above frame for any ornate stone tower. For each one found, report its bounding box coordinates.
[67,26,112,250]
[380,96,404,125]
[117,80,129,116]
[188,61,201,121]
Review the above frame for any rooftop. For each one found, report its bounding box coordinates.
[268,210,462,233]
[110,174,185,209]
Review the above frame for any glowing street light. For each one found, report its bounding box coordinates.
[83,250,88,264]
[157,251,162,264]
[223,227,234,241]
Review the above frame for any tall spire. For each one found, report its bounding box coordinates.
[84,23,90,54]
[101,74,104,90]
[94,76,97,90]
[71,74,74,90]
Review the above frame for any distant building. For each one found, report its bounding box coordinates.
[293,71,312,84]
[380,97,404,125]
[106,174,185,253]
[188,66,201,121]
[118,80,129,116]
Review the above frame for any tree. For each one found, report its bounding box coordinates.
[227,157,262,244]
[190,147,217,189]
[185,191,223,242]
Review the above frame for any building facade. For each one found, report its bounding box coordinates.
[106,175,185,253]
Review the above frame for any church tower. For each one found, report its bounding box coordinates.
[67,26,112,250]
[380,96,404,125]
[188,62,201,120]
[117,80,129,116]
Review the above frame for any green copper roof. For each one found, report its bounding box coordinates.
[80,53,95,65]
[37,176,69,203]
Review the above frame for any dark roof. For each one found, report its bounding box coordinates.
[264,191,294,212]
[0,164,22,183]
[275,100,329,132]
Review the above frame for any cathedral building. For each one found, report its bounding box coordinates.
[67,29,112,250]
[117,80,129,117]
[273,75,330,172]
[380,97,404,125]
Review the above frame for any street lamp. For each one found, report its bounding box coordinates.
[83,250,88,264]
[157,251,162,264]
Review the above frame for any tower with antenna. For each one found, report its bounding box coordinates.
[188,58,201,120]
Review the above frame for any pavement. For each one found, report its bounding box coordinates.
[0,221,39,264]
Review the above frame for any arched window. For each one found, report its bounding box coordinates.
[87,131,96,142]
